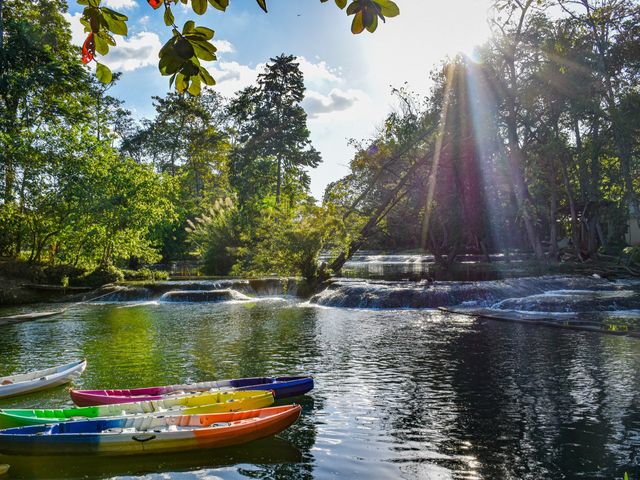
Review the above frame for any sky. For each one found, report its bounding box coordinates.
[64,0,492,199]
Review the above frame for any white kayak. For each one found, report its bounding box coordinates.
[0,359,87,399]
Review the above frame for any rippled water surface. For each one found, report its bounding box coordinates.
[2,284,640,479]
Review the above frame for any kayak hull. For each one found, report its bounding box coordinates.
[0,359,86,399]
[0,406,301,456]
[0,390,274,429]
[70,376,313,406]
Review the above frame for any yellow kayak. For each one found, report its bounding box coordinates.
[0,390,274,429]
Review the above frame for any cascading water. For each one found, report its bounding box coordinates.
[159,289,250,303]
[310,275,621,309]
[91,278,298,303]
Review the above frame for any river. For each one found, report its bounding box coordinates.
[1,263,640,479]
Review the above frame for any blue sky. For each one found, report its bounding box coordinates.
[65,0,492,198]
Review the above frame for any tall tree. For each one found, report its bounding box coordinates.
[228,54,321,207]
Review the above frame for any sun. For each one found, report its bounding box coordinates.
[362,0,492,95]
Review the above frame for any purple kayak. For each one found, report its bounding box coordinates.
[70,376,313,406]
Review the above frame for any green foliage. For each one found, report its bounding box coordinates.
[75,0,399,92]
[235,202,343,281]
[122,268,170,281]
[82,265,124,287]
[186,197,239,275]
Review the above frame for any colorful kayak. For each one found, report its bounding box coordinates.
[0,390,274,429]
[0,359,86,399]
[70,376,313,406]
[0,405,301,456]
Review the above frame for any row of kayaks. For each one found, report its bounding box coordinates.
[0,360,313,456]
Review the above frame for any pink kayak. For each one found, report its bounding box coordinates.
[70,376,314,406]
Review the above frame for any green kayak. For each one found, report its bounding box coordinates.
[0,390,274,429]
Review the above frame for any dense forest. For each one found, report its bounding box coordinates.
[0,0,639,287]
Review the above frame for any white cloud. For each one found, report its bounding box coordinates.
[304,89,366,119]
[297,57,341,85]
[215,40,234,54]
[208,61,264,96]
[103,0,137,9]
[101,32,162,72]
[208,55,342,98]
[63,12,161,72]
[63,12,86,46]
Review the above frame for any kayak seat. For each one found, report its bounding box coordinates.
[0,380,12,385]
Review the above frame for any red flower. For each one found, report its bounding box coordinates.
[82,33,95,64]
[147,0,163,9]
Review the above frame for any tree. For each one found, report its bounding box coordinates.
[74,0,400,93]
[122,90,231,261]
[0,0,89,256]
[228,55,321,208]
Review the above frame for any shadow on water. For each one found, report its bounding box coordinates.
[0,437,302,479]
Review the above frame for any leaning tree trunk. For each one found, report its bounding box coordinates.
[329,159,423,275]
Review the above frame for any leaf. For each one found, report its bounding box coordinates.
[335,0,347,8]
[346,2,361,15]
[362,6,375,29]
[187,75,202,96]
[159,51,183,75]
[199,67,216,85]
[194,26,215,40]
[192,41,216,61]
[182,20,196,33]
[174,37,195,59]
[208,0,229,10]
[351,11,365,34]
[101,7,128,21]
[96,62,113,83]
[175,72,187,92]
[191,0,208,15]
[103,14,128,36]
[365,13,378,32]
[94,34,109,55]
[183,60,200,76]
[255,0,268,13]
[375,0,399,17]
[164,7,175,26]
[82,33,95,64]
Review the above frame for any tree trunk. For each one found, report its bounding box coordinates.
[276,156,282,206]
[505,111,545,260]
[558,154,581,259]
[329,159,423,275]
[549,173,558,258]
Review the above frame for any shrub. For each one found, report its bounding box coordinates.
[122,268,170,281]
[43,265,86,285]
[81,265,124,287]
[186,197,239,276]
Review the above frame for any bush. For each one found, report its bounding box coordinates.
[122,268,170,281]
[43,265,86,285]
[235,202,343,281]
[81,265,124,287]
[186,197,239,276]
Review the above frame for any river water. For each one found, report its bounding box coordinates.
[1,267,640,479]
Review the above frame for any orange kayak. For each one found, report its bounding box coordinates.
[0,405,301,456]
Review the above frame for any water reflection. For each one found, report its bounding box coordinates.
[1,298,640,478]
